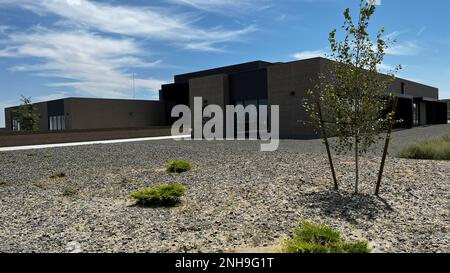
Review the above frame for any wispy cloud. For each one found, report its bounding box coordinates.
[376,63,405,74]
[386,41,422,56]
[292,49,327,60]
[0,25,10,33]
[0,0,256,51]
[384,31,422,56]
[36,92,68,102]
[417,26,426,36]
[292,48,400,74]
[367,0,382,5]
[0,0,259,100]
[292,31,423,60]
[168,0,271,14]
[0,99,17,128]
[1,28,166,98]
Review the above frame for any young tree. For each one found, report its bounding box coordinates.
[304,0,401,194]
[13,95,40,131]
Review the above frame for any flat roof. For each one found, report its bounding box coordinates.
[5,97,162,109]
[174,60,274,83]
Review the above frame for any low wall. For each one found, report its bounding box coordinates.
[0,127,172,147]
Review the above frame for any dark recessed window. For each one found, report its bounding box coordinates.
[401,83,405,95]
[49,115,65,131]
[12,119,21,131]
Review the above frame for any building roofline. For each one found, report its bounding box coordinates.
[298,57,440,90]
[174,60,273,78]
[5,97,163,109]
[274,56,439,90]
[62,97,161,102]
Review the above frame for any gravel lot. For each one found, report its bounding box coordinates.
[0,125,449,253]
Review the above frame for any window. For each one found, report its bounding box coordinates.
[244,100,258,107]
[233,99,270,136]
[49,115,65,131]
[413,103,419,126]
[12,119,21,131]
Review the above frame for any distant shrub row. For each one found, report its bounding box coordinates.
[398,135,450,160]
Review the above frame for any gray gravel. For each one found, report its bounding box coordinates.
[0,125,449,253]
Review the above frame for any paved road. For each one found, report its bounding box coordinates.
[0,123,448,156]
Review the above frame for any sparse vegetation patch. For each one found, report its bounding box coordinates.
[50,172,66,179]
[130,183,186,207]
[398,135,450,160]
[62,188,79,197]
[166,160,191,173]
[283,220,370,253]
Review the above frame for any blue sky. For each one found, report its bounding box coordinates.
[0,0,449,127]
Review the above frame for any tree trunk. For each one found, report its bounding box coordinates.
[354,135,359,194]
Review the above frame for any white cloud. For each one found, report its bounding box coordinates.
[0,99,17,128]
[367,0,381,5]
[0,25,10,33]
[168,0,271,13]
[0,0,258,100]
[383,31,422,56]
[292,49,327,60]
[417,26,426,36]
[2,29,166,98]
[386,41,421,56]
[376,63,402,73]
[36,92,68,102]
[0,0,255,51]
[292,49,401,74]
[376,63,394,72]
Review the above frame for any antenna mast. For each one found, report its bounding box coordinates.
[132,73,136,99]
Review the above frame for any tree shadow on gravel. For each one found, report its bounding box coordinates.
[299,191,394,225]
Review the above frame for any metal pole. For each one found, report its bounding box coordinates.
[375,95,399,196]
[133,73,136,99]
[317,101,339,190]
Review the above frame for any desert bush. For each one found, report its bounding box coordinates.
[33,181,46,189]
[166,160,191,173]
[283,220,370,253]
[397,135,450,160]
[62,188,78,197]
[130,183,186,207]
[50,172,66,179]
[0,179,8,186]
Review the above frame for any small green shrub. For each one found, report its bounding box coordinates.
[339,241,370,253]
[33,181,46,189]
[283,220,370,253]
[130,183,186,207]
[62,188,78,197]
[166,160,191,173]
[50,172,66,179]
[0,179,8,186]
[118,177,137,187]
[398,135,450,160]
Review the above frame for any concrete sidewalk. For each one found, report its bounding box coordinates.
[0,135,191,152]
